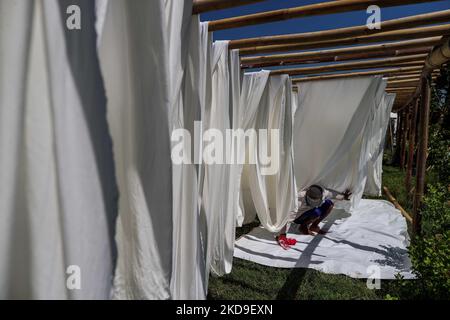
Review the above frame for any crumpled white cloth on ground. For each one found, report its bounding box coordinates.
[234,199,414,279]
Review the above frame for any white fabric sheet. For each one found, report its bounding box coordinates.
[170,15,209,300]
[202,41,241,277]
[0,0,117,299]
[239,74,297,232]
[364,93,396,196]
[293,77,387,210]
[234,199,414,279]
[236,71,271,226]
[98,0,194,299]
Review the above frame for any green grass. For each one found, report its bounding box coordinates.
[378,165,414,212]
[208,259,382,300]
[207,165,410,300]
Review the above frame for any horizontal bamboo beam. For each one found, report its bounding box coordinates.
[209,0,443,31]
[400,37,450,111]
[192,0,264,14]
[386,87,417,92]
[387,77,436,87]
[291,66,424,83]
[271,54,426,76]
[385,73,438,81]
[383,186,413,224]
[230,10,450,49]
[241,37,438,68]
[244,47,431,69]
[424,37,450,74]
[239,24,450,55]
[387,79,420,85]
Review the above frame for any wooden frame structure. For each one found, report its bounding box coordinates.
[195,0,450,235]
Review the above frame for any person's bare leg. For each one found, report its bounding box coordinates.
[299,217,318,235]
[310,204,334,235]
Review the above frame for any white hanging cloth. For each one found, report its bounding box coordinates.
[239,73,297,232]
[293,77,387,210]
[170,16,210,300]
[236,71,271,226]
[97,0,196,299]
[201,41,241,276]
[364,93,396,196]
[0,0,117,299]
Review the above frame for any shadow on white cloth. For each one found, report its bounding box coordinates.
[234,199,413,279]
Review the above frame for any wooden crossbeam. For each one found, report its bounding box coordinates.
[208,0,443,31]
[241,37,438,68]
[400,37,450,110]
[291,66,424,83]
[230,10,450,49]
[385,73,438,81]
[239,24,450,55]
[271,54,426,76]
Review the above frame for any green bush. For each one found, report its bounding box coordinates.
[421,184,450,235]
[393,184,450,300]
[407,231,450,299]
[428,125,450,186]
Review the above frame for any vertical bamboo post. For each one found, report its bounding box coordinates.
[413,76,431,235]
[400,109,410,170]
[393,111,403,165]
[406,98,419,193]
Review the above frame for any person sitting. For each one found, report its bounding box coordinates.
[276,185,352,249]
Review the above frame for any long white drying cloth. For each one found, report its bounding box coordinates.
[234,199,414,279]
[0,0,117,299]
[238,73,297,232]
[202,41,241,277]
[236,71,271,226]
[364,93,396,196]
[293,77,387,210]
[98,0,196,299]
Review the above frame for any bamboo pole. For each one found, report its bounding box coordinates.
[192,0,264,14]
[406,98,419,193]
[243,47,431,69]
[413,77,431,235]
[386,73,438,81]
[240,37,438,68]
[229,10,450,49]
[386,88,417,92]
[387,79,421,86]
[393,113,403,165]
[271,54,426,76]
[401,109,410,169]
[239,24,450,55]
[208,0,443,31]
[383,187,413,224]
[423,37,450,74]
[291,66,424,83]
[401,37,450,111]
[386,75,437,88]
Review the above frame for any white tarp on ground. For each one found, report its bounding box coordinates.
[293,77,387,210]
[234,199,414,279]
[364,93,397,196]
[238,73,297,232]
[0,0,117,299]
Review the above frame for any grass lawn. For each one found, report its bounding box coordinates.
[207,165,411,300]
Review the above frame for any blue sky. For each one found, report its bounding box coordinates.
[201,0,450,41]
